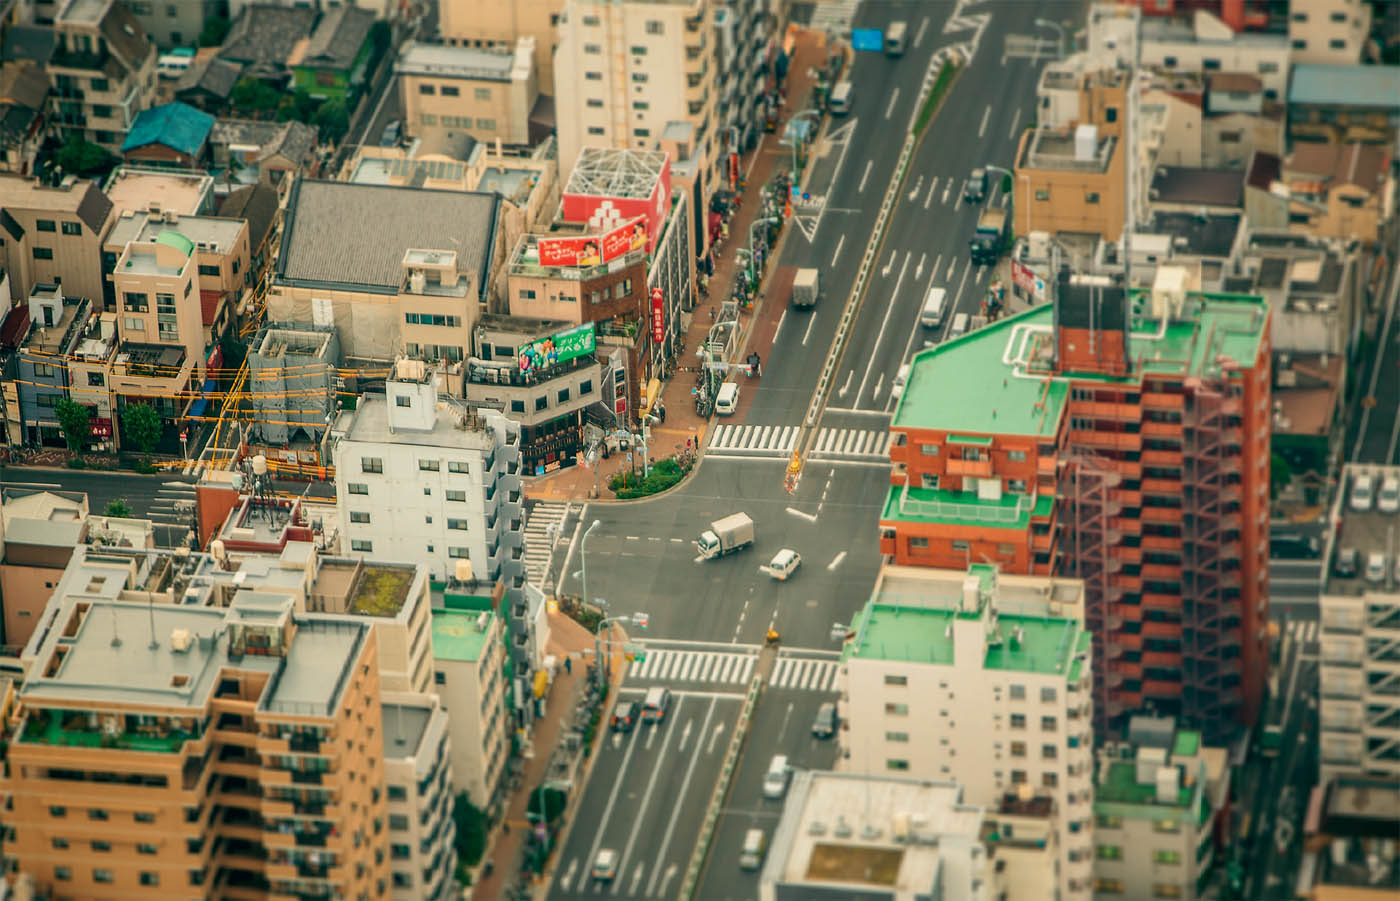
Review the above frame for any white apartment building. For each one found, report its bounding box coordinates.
[331,359,524,587]
[761,771,998,901]
[432,606,509,806]
[1091,716,1230,901]
[1287,0,1372,65]
[382,694,458,901]
[839,563,1095,900]
[1319,463,1400,786]
[553,0,717,185]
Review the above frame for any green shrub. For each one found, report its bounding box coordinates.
[65,457,87,469]
[608,456,691,498]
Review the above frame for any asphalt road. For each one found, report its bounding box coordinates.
[551,692,741,900]
[1346,256,1400,465]
[694,672,841,901]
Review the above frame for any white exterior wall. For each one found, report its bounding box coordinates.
[1288,0,1371,65]
[1091,807,1211,899]
[383,696,457,901]
[437,616,510,804]
[840,629,1095,900]
[1319,587,1400,785]
[380,581,435,694]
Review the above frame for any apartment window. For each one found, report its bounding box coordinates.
[424,515,432,524]
[140,873,159,886]
[1010,713,1026,729]
[511,399,526,412]
[582,14,599,25]
[1034,188,1050,202]
[1097,814,1122,829]
[1043,772,1058,788]
[557,388,570,403]
[88,809,108,821]
[886,759,910,771]
[1218,130,1242,143]
[351,539,374,552]
[920,443,939,455]
[1010,770,1027,784]
[447,519,469,531]
[1292,38,1309,49]
[1258,61,1278,74]
[1009,684,1026,700]
[418,84,436,94]
[519,288,536,301]
[448,547,470,558]
[475,87,492,101]
[1084,191,1101,204]
[36,218,56,232]
[1154,849,1182,865]
[348,483,368,495]
[580,379,593,395]
[1007,449,1026,462]
[1040,686,1057,703]
[32,246,53,260]
[91,840,111,851]
[138,843,157,854]
[423,487,432,495]
[584,43,601,53]
[952,540,969,552]
[634,128,650,138]
[1291,11,1307,21]
[93,869,114,883]
[446,489,467,502]
[1097,844,1123,859]
[1153,885,1182,900]
[1202,58,1220,70]
[440,85,460,97]
[1328,39,1346,49]
[134,811,155,823]
[421,113,437,125]
[1154,819,1181,834]
[1010,741,1027,757]
[633,101,650,111]
[645,20,663,34]
[885,731,909,742]
[90,77,109,92]
[1162,55,1177,67]
[477,118,496,131]
[1096,880,1125,894]
[586,98,604,108]
[448,461,470,474]
[536,395,548,411]
[50,806,66,817]
[361,457,383,474]
[909,536,929,549]
[61,220,82,236]
[884,674,908,686]
[124,292,149,312]
[1041,716,1057,731]
[1042,743,1058,760]
[419,458,440,472]
[52,838,68,849]
[54,867,71,881]
[33,362,57,378]
[631,73,648,83]
[198,264,220,277]
[350,512,371,524]
[585,72,602,81]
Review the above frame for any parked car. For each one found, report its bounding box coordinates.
[1350,472,1375,511]
[1364,551,1387,583]
[610,699,639,732]
[380,119,402,147]
[1334,546,1359,579]
[812,702,838,738]
[1378,475,1400,514]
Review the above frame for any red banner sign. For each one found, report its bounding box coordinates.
[1011,260,1046,301]
[729,152,739,190]
[90,418,112,438]
[537,217,648,269]
[651,287,664,344]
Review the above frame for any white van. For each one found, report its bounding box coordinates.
[715,381,739,416]
[762,754,791,799]
[739,828,767,870]
[885,21,907,57]
[920,287,948,328]
[948,312,970,338]
[829,80,853,116]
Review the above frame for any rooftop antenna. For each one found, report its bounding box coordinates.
[109,604,122,648]
[148,596,160,650]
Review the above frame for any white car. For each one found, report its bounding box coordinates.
[760,548,802,581]
[1378,475,1400,514]
[891,363,910,399]
[592,849,618,883]
[1350,472,1375,512]
[1364,552,1387,584]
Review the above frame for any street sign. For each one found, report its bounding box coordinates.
[852,28,883,52]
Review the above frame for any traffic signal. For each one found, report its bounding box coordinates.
[634,613,649,630]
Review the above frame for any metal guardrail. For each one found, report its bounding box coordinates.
[679,673,763,900]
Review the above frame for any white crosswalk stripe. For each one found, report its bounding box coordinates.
[522,502,569,590]
[769,657,842,692]
[706,424,799,458]
[808,0,861,36]
[625,649,756,686]
[1286,619,1319,643]
[810,427,891,462]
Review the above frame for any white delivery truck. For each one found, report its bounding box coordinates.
[792,268,820,308]
[695,512,756,560]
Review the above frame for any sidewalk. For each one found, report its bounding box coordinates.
[527,29,830,504]
[471,613,618,900]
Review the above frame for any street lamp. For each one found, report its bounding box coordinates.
[1035,18,1067,60]
[580,518,601,611]
[593,609,650,693]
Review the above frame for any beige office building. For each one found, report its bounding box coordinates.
[440,0,565,97]
[397,39,539,150]
[48,0,159,151]
[553,0,717,186]
[0,175,116,307]
[109,232,206,415]
[1287,0,1372,65]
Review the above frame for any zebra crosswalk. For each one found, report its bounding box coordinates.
[522,501,569,589]
[705,424,891,462]
[626,649,757,685]
[1285,619,1319,644]
[770,656,842,692]
[808,0,861,36]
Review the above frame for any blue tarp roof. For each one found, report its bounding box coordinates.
[121,102,215,156]
[187,377,218,419]
[1289,64,1400,109]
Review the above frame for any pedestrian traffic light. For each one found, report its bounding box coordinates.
[634,612,649,630]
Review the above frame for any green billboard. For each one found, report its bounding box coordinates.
[517,322,596,375]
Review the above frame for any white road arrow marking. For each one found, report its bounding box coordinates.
[946,257,957,280]
[708,722,726,754]
[881,249,897,277]
[828,551,847,571]
[907,175,922,201]
[873,372,885,397]
[925,176,938,209]
[659,864,679,897]
[560,859,577,891]
[628,863,644,895]
[838,370,854,397]
[858,159,873,192]
[677,719,693,752]
[916,252,926,280]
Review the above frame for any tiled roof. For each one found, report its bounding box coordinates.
[1285,142,1389,193]
[1,25,56,66]
[175,56,243,100]
[1149,166,1245,208]
[199,290,221,327]
[301,5,375,71]
[122,102,215,156]
[217,181,279,251]
[219,5,316,69]
[74,181,114,235]
[98,3,154,74]
[0,61,51,110]
[276,180,498,298]
[1245,150,1281,190]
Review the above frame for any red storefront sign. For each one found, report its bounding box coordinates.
[537,217,647,268]
[90,418,113,438]
[651,287,664,344]
[1011,260,1045,301]
[729,152,740,190]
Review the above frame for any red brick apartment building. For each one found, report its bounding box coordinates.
[881,267,1272,742]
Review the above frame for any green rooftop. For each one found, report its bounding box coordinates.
[894,292,1267,436]
[1097,761,1193,808]
[880,483,1053,529]
[844,602,1081,677]
[1173,729,1201,758]
[432,609,495,663]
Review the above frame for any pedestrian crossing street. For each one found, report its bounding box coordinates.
[624,647,842,693]
[706,424,891,462]
[1284,618,1319,645]
[522,501,569,589]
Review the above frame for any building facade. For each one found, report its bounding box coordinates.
[438,0,564,98]
[431,606,509,807]
[882,268,1272,743]
[48,0,159,151]
[0,175,116,307]
[382,694,459,901]
[396,39,539,149]
[840,563,1095,900]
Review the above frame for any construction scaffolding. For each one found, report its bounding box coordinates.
[1181,377,1246,744]
[1064,451,1124,738]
